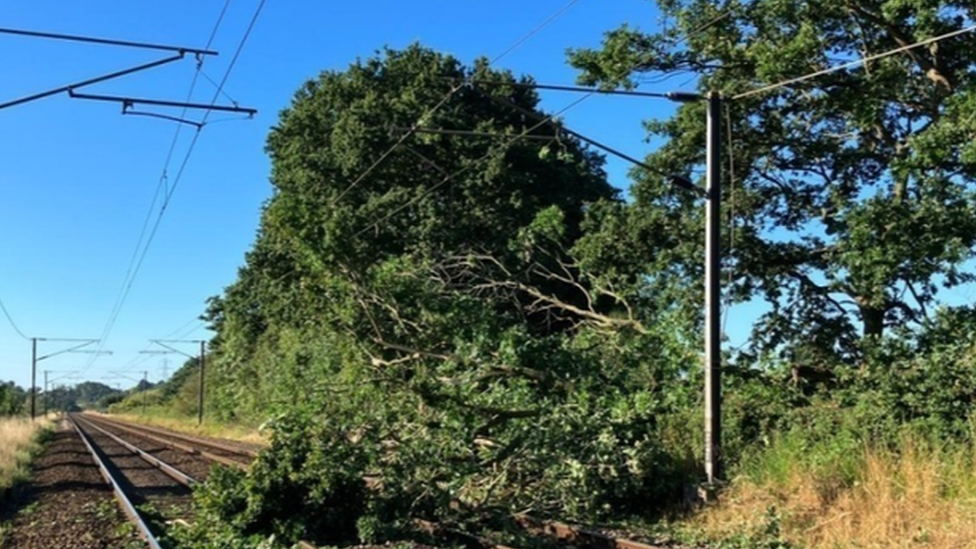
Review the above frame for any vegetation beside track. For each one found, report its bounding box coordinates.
[100,410,267,447]
[109,0,976,546]
[0,416,53,499]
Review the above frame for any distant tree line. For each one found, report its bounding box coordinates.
[0,381,26,416]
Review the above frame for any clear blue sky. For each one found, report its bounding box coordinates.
[0,0,737,391]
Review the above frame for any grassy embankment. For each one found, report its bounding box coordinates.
[663,432,976,549]
[0,416,52,499]
[102,409,267,446]
[99,383,267,445]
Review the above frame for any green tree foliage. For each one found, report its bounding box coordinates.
[172,13,976,547]
[185,45,707,547]
[70,381,120,408]
[0,381,26,416]
[569,0,976,366]
[37,381,121,413]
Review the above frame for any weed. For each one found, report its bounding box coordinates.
[16,501,40,516]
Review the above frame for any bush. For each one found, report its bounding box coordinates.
[184,414,368,547]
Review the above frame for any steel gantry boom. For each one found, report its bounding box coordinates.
[0,27,219,112]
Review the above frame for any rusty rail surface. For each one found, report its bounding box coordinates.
[82,413,253,470]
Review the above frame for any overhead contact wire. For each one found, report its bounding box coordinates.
[82,0,256,376]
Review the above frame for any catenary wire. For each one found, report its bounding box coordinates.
[82,0,262,376]
[354,93,594,238]
[86,1,235,370]
[0,295,29,339]
[160,317,203,340]
[354,7,737,238]
[329,0,587,206]
[84,1,738,377]
[102,0,267,341]
[733,24,976,99]
[92,0,234,333]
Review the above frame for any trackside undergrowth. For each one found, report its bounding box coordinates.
[666,431,976,549]
[0,416,53,499]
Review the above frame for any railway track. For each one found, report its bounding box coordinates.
[65,413,258,548]
[79,413,259,471]
[65,414,671,549]
[67,414,188,548]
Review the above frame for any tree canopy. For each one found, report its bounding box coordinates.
[569,0,976,365]
[158,10,976,549]
[0,381,26,416]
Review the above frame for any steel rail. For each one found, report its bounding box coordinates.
[83,414,254,469]
[68,414,164,549]
[94,418,248,470]
[95,414,259,457]
[73,415,199,486]
[416,519,520,549]
[515,516,668,549]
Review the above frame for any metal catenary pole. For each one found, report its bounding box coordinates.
[43,370,78,417]
[30,338,37,419]
[145,339,206,424]
[198,341,206,425]
[704,92,723,485]
[30,338,109,419]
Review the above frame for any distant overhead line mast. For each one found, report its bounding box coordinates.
[29,337,112,420]
[143,339,207,424]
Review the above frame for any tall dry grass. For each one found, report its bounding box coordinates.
[690,435,976,548]
[0,416,49,492]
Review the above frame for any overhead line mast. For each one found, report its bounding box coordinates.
[1,24,244,385]
[29,338,112,420]
[143,340,207,424]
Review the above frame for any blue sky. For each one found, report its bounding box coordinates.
[2,0,726,390]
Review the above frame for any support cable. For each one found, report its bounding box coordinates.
[82,0,258,376]
[354,7,736,237]
[88,1,235,366]
[468,86,701,194]
[0,295,29,339]
[0,54,186,111]
[160,317,204,340]
[329,0,587,206]
[721,104,736,339]
[733,24,976,99]
[0,26,217,55]
[354,93,593,238]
